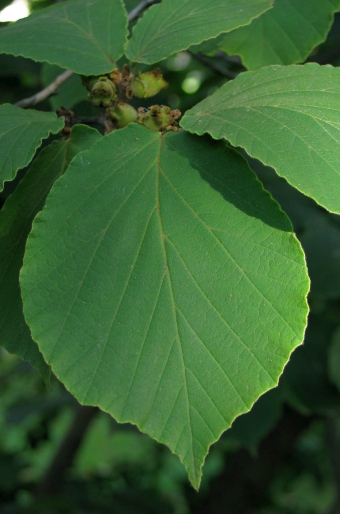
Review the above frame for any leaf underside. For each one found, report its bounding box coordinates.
[181,63,340,214]
[125,0,272,64]
[20,124,309,488]
[0,126,101,381]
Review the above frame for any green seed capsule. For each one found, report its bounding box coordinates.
[131,69,168,99]
[138,105,181,132]
[89,77,117,108]
[107,102,138,129]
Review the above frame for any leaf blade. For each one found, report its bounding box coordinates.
[20,124,309,487]
[0,104,64,191]
[203,0,340,69]
[181,64,340,214]
[0,0,128,75]
[125,0,272,64]
[0,125,101,380]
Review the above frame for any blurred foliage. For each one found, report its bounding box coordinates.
[1,1,340,512]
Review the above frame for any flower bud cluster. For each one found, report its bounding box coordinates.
[137,105,181,132]
[82,66,181,133]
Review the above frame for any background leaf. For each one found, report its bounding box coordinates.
[181,63,340,214]
[20,124,309,488]
[0,103,64,191]
[0,125,101,381]
[0,0,128,75]
[125,0,272,64]
[202,0,340,70]
[328,325,340,394]
[281,315,339,414]
[224,388,283,451]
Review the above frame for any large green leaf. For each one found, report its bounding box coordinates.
[181,64,340,214]
[125,0,272,65]
[20,124,309,488]
[0,104,64,191]
[0,125,101,381]
[0,0,128,75]
[202,0,340,70]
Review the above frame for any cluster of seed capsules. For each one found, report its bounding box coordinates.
[82,65,181,133]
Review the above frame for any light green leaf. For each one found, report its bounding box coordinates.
[0,0,128,75]
[0,103,64,191]
[203,0,340,70]
[181,64,340,214]
[20,124,309,488]
[125,0,273,65]
[0,125,101,381]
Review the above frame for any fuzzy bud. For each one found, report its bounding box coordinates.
[88,77,117,107]
[138,105,181,132]
[107,101,138,129]
[131,68,168,99]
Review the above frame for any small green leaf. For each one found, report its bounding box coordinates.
[0,125,101,381]
[181,64,340,214]
[0,103,64,191]
[20,124,308,488]
[125,0,273,64]
[215,0,340,69]
[0,0,128,75]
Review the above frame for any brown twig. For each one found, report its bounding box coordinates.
[35,404,98,498]
[189,51,238,79]
[15,69,73,109]
[128,0,160,21]
[72,115,107,129]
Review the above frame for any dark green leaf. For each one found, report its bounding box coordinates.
[328,326,340,393]
[205,0,340,69]
[300,216,340,298]
[20,124,309,488]
[0,0,128,75]
[224,388,283,451]
[181,64,340,214]
[281,315,339,414]
[0,125,101,381]
[125,0,272,64]
[0,103,64,191]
